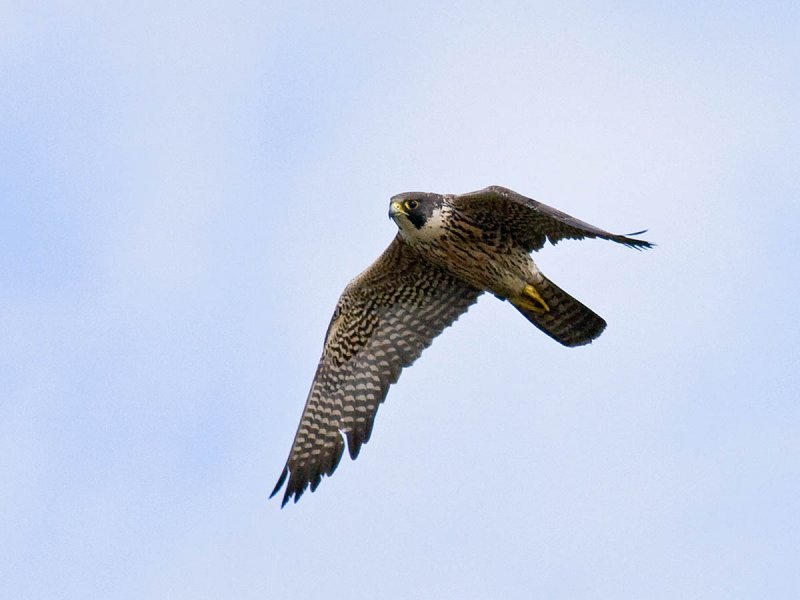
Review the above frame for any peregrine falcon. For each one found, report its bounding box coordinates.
[271,186,652,506]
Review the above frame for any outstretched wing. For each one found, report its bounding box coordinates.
[271,236,482,506]
[453,186,653,251]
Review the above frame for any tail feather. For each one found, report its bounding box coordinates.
[510,275,606,347]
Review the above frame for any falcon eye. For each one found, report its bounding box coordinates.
[405,199,419,210]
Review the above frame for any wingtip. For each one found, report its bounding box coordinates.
[270,466,289,500]
[632,239,656,251]
[625,228,648,237]
[619,230,655,251]
[271,465,314,508]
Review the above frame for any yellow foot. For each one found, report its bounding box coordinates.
[518,283,550,314]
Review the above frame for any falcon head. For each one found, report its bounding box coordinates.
[389,192,448,240]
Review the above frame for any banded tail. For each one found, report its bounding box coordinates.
[509,274,606,347]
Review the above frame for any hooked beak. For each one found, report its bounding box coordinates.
[389,201,407,219]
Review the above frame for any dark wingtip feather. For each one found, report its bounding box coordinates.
[309,465,323,492]
[272,439,351,508]
[326,435,345,476]
[273,465,309,508]
[282,468,308,507]
[615,231,655,251]
[270,466,288,500]
[290,484,305,505]
[346,429,363,460]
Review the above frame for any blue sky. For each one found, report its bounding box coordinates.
[2,2,799,598]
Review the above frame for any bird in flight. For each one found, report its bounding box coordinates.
[271,186,652,506]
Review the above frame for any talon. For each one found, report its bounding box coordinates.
[520,284,550,314]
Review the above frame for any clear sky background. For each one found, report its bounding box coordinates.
[2,2,799,599]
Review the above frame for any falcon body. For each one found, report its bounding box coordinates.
[272,186,652,506]
[390,193,546,306]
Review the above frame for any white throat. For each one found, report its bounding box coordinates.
[400,205,451,243]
